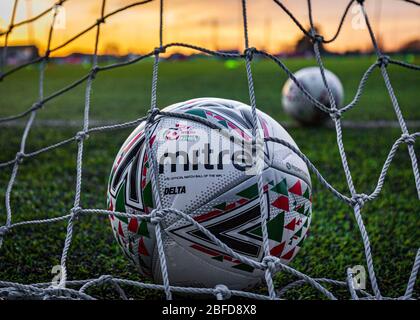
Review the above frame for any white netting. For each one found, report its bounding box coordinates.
[0,0,419,300]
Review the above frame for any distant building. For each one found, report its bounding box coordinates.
[399,39,420,53]
[167,53,189,61]
[0,45,39,65]
[61,52,91,65]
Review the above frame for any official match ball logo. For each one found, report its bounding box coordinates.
[162,123,199,141]
[164,128,180,140]
[52,4,66,30]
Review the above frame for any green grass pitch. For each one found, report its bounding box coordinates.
[0,55,419,299]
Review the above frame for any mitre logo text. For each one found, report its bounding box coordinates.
[156,127,265,175]
[157,140,264,175]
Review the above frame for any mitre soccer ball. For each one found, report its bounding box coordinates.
[282,67,344,125]
[107,97,312,290]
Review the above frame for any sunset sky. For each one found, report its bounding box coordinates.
[0,0,419,56]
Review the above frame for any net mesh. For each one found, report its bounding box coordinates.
[0,0,419,300]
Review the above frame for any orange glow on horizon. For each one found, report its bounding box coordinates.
[0,0,419,57]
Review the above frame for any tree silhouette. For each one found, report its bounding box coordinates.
[294,25,326,55]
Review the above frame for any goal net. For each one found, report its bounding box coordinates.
[0,0,419,300]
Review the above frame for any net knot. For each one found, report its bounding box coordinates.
[71,206,82,217]
[312,34,324,44]
[154,46,166,55]
[15,152,25,164]
[262,255,278,273]
[7,25,14,34]
[244,47,257,61]
[356,0,365,4]
[330,108,342,120]
[377,55,389,67]
[0,225,9,237]
[214,284,231,300]
[75,131,89,142]
[97,274,113,284]
[146,108,160,124]
[149,209,164,225]
[45,50,51,60]
[90,66,99,79]
[32,101,44,111]
[96,17,105,25]
[401,133,415,145]
[351,193,369,208]
[0,226,10,247]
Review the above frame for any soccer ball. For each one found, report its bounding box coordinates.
[282,67,344,125]
[107,98,312,290]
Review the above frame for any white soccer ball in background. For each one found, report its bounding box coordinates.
[107,98,312,290]
[282,67,344,125]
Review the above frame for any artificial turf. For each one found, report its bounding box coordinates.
[0,56,419,299]
[0,55,419,122]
